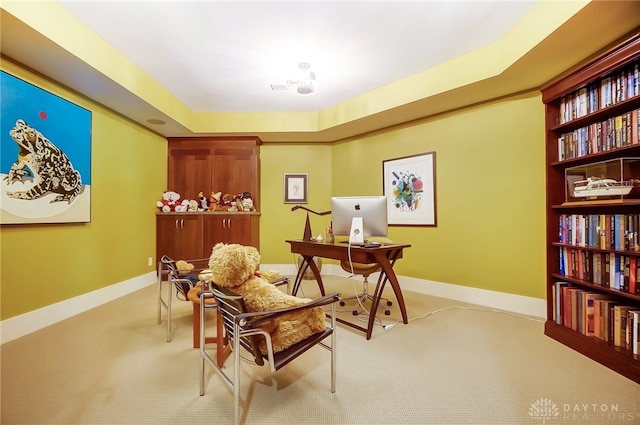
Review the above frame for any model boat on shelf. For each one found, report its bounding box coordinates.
[573,177,640,198]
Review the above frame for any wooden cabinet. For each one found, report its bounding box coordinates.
[167,147,212,202]
[167,137,261,210]
[156,212,260,261]
[203,213,260,254]
[156,213,204,262]
[541,31,640,383]
[157,137,262,261]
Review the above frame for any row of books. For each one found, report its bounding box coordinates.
[558,61,639,125]
[552,281,640,355]
[559,213,640,252]
[559,247,639,294]
[557,109,639,161]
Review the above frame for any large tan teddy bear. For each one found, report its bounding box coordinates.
[208,243,326,354]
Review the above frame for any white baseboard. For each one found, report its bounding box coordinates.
[1,265,546,345]
[264,263,546,319]
[397,275,546,319]
[0,271,157,345]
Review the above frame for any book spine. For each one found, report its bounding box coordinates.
[630,256,637,294]
[632,310,640,355]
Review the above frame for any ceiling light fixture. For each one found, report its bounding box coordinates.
[271,62,316,95]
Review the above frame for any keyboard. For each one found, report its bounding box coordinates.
[339,241,382,247]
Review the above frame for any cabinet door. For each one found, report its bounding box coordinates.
[203,214,259,254]
[210,147,258,203]
[156,214,204,261]
[223,214,254,246]
[167,148,212,201]
[167,137,260,209]
[203,215,225,255]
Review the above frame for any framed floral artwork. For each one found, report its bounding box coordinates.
[383,152,436,226]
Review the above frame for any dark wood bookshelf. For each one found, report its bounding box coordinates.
[545,322,640,384]
[541,30,640,384]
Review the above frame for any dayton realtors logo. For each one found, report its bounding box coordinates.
[529,399,638,423]
[529,399,559,424]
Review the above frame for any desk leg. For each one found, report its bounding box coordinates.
[366,274,388,340]
[292,258,308,295]
[373,249,409,325]
[292,255,326,296]
[359,249,408,340]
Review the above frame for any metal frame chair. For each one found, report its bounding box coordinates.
[199,285,340,425]
[157,255,293,343]
[156,255,210,342]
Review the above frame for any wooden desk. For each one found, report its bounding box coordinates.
[286,240,410,340]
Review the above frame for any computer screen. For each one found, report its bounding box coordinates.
[331,196,388,241]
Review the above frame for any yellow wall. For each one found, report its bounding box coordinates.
[259,144,333,263]
[260,92,546,299]
[0,59,545,322]
[0,58,167,320]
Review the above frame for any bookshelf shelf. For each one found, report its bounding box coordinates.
[544,322,640,381]
[541,30,640,384]
[552,199,640,209]
[551,145,640,167]
[551,273,640,302]
[549,96,640,133]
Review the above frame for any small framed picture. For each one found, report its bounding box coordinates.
[284,173,308,203]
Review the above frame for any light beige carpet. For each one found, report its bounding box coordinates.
[2,276,639,424]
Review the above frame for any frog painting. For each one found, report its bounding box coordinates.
[1,71,91,224]
[4,119,83,204]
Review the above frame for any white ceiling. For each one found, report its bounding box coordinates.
[57,0,536,113]
[3,1,639,141]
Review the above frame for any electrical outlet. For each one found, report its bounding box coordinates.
[148,256,153,267]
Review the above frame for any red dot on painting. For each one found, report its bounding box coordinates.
[39,111,47,119]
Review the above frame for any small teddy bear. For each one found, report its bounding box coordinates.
[187,199,199,212]
[157,190,189,212]
[240,191,256,211]
[173,259,197,295]
[219,193,233,210]
[208,243,326,354]
[198,192,209,211]
[227,194,243,212]
[209,191,222,211]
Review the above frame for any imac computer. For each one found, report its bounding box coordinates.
[331,196,388,244]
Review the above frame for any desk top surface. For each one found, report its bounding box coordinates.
[286,239,410,249]
[286,239,410,262]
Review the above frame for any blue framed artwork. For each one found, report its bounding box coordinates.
[1,71,92,224]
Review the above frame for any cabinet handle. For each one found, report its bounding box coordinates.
[227,218,231,229]
[181,219,184,229]
[175,219,179,229]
